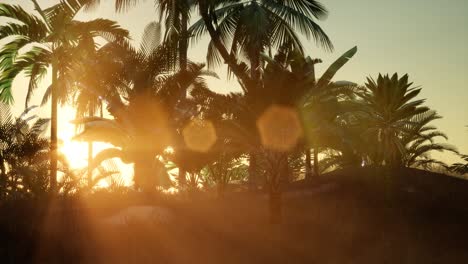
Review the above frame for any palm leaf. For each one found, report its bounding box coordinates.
[316,46,357,90]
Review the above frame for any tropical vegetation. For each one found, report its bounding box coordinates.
[0,0,465,223]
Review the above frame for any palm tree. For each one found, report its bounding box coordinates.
[271,46,358,177]
[0,104,48,198]
[85,0,204,186]
[157,0,194,70]
[203,153,247,198]
[71,22,170,190]
[183,47,353,221]
[355,73,430,167]
[0,1,128,191]
[85,0,334,186]
[71,22,215,190]
[193,0,333,89]
[0,103,76,199]
[190,86,263,188]
[85,0,194,70]
[310,92,457,173]
[400,110,457,168]
[192,0,333,187]
[450,154,468,175]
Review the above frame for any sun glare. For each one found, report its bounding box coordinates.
[57,106,134,186]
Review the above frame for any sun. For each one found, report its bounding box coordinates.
[57,106,89,168]
[57,106,134,186]
[60,139,89,169]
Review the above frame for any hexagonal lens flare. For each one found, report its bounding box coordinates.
[257,105,303,152]
[182,119,217,152]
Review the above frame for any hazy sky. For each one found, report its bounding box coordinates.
[3,0,468,165]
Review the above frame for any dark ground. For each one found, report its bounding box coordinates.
[1,167,467,263]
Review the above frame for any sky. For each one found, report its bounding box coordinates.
[2,0,468,173]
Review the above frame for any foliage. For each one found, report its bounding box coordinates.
[200,153,248,195]
[0,0,129,191]
[0,0,461,212]
[0,1,128,105]
[71,22,216,190]
[450,154,468,175]
[0,104,76,199]
[190,0,332,70]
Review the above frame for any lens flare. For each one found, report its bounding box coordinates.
[257,105,303,152]
[182,119,217,152]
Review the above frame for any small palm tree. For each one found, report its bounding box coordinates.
[286,46,358,177]
[401,110,457,168]
[203,153,247,198]
[356,73,430,166]
[0,103,75,198]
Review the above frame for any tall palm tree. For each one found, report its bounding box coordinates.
[0,0,128,191]
[193,0,333,89]
[157,0,194,70]
[71,24,127,187]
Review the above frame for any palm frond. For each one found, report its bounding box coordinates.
[315,46,357,90]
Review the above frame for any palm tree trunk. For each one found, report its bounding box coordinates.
[305,148,313,179]
[0,155,6,199]
[87,108,93,188]
[134,159,143,191]
[268,153,284,224]
[177,9,189,188]
[217,178,226,199]
[268,156,287,224]
[248,49,261,192]
[199,1,252,89]
[250,50,260,82]
[50,64,58,192]
[87,141,93,187]
[306,59,317,179]
[134,154,154,192]
[248,151,257,191]
[179,168,187,187]
[281,155,292,184]
[313,146,320,176]
[180,10,188,71]
[269,185,282,224]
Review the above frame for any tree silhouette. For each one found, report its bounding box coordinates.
[71,22,215,190]
[0,103,75,198]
